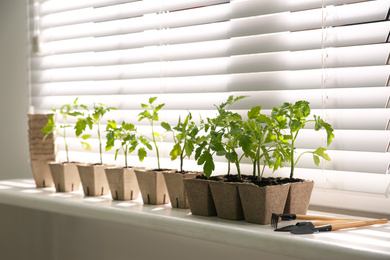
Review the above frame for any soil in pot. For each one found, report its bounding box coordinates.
[183,175,217,216]
[135,168,173,205]
[105,167,141,201]
[163,171,200,209]
[77,164,111,196]
[283,179,314,215]
[49,162,81,192]
[208,175,245,220]
[238,177,290,225]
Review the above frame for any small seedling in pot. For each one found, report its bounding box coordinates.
[138,97,167,170]
[75,103,116,165]
[41,98,84,163]
[195,95,247,179]
[274,101,334,179]
[241,106,290,181]
[105,120,152,168]
[161,112,201,173]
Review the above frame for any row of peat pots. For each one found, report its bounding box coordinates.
[31,161,314,225]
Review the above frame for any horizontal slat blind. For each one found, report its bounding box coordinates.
[29,0,390,199]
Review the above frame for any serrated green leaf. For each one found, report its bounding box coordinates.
[233,95,248,103]
[161,122,171,131]
[75,119,87,137]
[247,106,261,119]
[141,103,148,109]
[138,147,147,162]
[313,154,320,166]
[149,97,157,104]
[81,141,92,151]
[239,134,251,154]
[81,134,91,140]
[197,151,214,178]
[184,142,194,158]
[122,123,135,131]
[107,120,117,129]
[170,143,181,161]
[155,103,165,112]
[314,147,331,161]
[225,152,238,163]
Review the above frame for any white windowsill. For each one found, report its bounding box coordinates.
[0,179,389,260]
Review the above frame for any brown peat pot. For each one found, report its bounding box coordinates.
[183,178,217,217]
[105,167,141,201]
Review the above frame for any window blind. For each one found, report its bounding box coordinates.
[29,0,390,211]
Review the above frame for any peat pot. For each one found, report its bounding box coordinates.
[30,160,54,188]
[105,167,141,200]
[283,179,314,214]
[209,180,244,220]
[238,182,290,225]
[77,164,112,196]
[48,162,81,192]
[163,171,200,209]
[135,168,174,205]
[183,178,217,217]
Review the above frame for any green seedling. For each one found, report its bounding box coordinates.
[195,95,247,179]
[274,101,334,179]
[162,112,200,173]
[138,97,166,170]
[105,120,152,168]
[75,103,116,165]
[41,98,84,162]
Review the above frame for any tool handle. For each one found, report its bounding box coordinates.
[296,214,353,221]
[330,218,388,231]
[311,220,357,226]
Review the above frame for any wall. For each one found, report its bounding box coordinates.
[0,0,31,179]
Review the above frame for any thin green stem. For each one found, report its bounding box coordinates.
[290,131,299,179]
[124,144,128,168]
[97,122,102,164]
[235,160,241,180]
[257,146,261,181]
[150,119,160,169]
[252,159,256,177]
[63,115,69,162]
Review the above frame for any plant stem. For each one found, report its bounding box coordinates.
[290,134,297,179]
[180,138,186,172]
[124,144,128,168]
[252,159,256,177]
[97,122,102,164]
[150,119,160,169]
[63,116,69,162]
[235,158,241,180]
[255,145,261,181]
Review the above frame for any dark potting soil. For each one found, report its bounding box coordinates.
[249,176,304,187]
[151,168,173,171]
[175,170,202,175]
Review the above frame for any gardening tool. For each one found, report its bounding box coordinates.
[274,220,353,232]
[271,213,356,229]
[289,218,388,234]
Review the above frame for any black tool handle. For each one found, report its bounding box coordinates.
[315,225,332,232]
[280,214,350,221]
